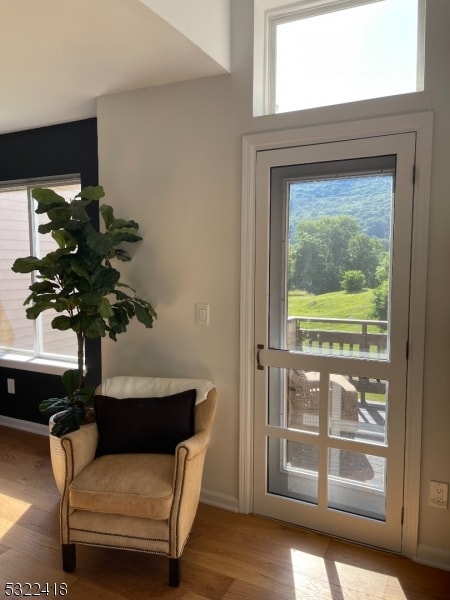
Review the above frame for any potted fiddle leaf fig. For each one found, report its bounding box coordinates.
[12,185,156,438]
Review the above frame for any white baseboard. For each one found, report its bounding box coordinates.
[416,543,450,571]
[200,488,239,513]
[0,415,47,436]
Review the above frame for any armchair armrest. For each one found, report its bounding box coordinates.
[60,423,99,486]
[177,430,210,461]
[170,430,211,557]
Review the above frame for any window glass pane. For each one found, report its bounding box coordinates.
[36,182,80,359]
[274,0,421,113]
[0,180,80,361]
[278,157,395,361]
[0,188,34,352]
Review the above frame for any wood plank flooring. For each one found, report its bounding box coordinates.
[1,424,449,599]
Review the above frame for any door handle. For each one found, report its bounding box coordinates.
[256,344,265,370]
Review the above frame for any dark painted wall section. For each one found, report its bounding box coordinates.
[0,367,67,425]
[0,118,100,424]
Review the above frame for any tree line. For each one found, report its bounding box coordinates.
[289,215,388,320]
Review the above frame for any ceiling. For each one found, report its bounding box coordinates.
[0,0,229,135]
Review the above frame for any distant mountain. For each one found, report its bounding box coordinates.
[289,175,392,242]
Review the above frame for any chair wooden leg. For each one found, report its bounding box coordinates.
[169,557,181,587]
[62,543,76,572]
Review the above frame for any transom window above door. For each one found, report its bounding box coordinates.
[253,0,425,115]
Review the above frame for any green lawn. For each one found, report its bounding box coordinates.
[288,289,386,402]
[288,289,375,331]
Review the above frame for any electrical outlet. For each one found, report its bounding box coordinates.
[429,480,448,509]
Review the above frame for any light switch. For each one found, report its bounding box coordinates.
[196,303,210,326]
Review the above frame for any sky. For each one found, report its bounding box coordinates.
[275,0,420,113]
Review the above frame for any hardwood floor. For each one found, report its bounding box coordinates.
[1,425,449,599]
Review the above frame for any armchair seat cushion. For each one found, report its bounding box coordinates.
[70,454,175,520]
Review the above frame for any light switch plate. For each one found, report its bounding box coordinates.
[196,303,210,326]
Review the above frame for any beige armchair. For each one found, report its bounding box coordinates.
[58,376,217,586]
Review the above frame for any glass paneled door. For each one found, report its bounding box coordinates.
[254,134,416,551]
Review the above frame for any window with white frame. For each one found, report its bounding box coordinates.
[0,178,81,363]
[253,0,425,116]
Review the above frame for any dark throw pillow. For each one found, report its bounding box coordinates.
[94,389,197,456]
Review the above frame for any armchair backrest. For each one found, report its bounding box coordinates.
[97,376,216,434]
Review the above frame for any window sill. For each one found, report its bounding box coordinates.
[0,353,76,376]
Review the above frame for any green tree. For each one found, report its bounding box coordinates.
[341,270,366,293]
[347,233,385,288]
[371,252,390,321]
[289,216,384,294]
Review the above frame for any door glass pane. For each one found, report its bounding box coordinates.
[330,374,388,445]
[328,448,386,521]
[268,436,318,505]
[269,366,321,433]
[286,368,320,433]
[270,156,395,361]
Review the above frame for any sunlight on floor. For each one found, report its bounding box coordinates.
[0,492,32,540]
[290,547,407,599]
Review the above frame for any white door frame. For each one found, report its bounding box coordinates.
[239,111,433,557]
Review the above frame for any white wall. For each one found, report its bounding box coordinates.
[139,0,231,71]
[97,0,450,565]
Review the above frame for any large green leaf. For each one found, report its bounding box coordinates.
[113,248,132,261]
[83,316,107,338]
[50,407,85,437]
[39,397,70,417]
[47,205,71,222]
[107,305,130,339]
[62,369,79,396]
[52,229,76,249]
[65,220,86,232]
[32,188,67,212]
[86,230,112,256]
[69,199,91,222]
[73,385,95,405]
[109,217,139,232]
[11,256,42,274]
[70,262,91,282]
[92,267,120,293]
[28,280,56,294]
[99,296,114,317]
[51,315,74,331]
[26,301,56,319]
[135,300,157,326]
[78,291,102,306]
[77,185,105,201]
[100,204,114,229]
[38,220,64,234]
[109,230,142,246]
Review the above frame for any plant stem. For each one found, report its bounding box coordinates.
[77,331,84,389]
